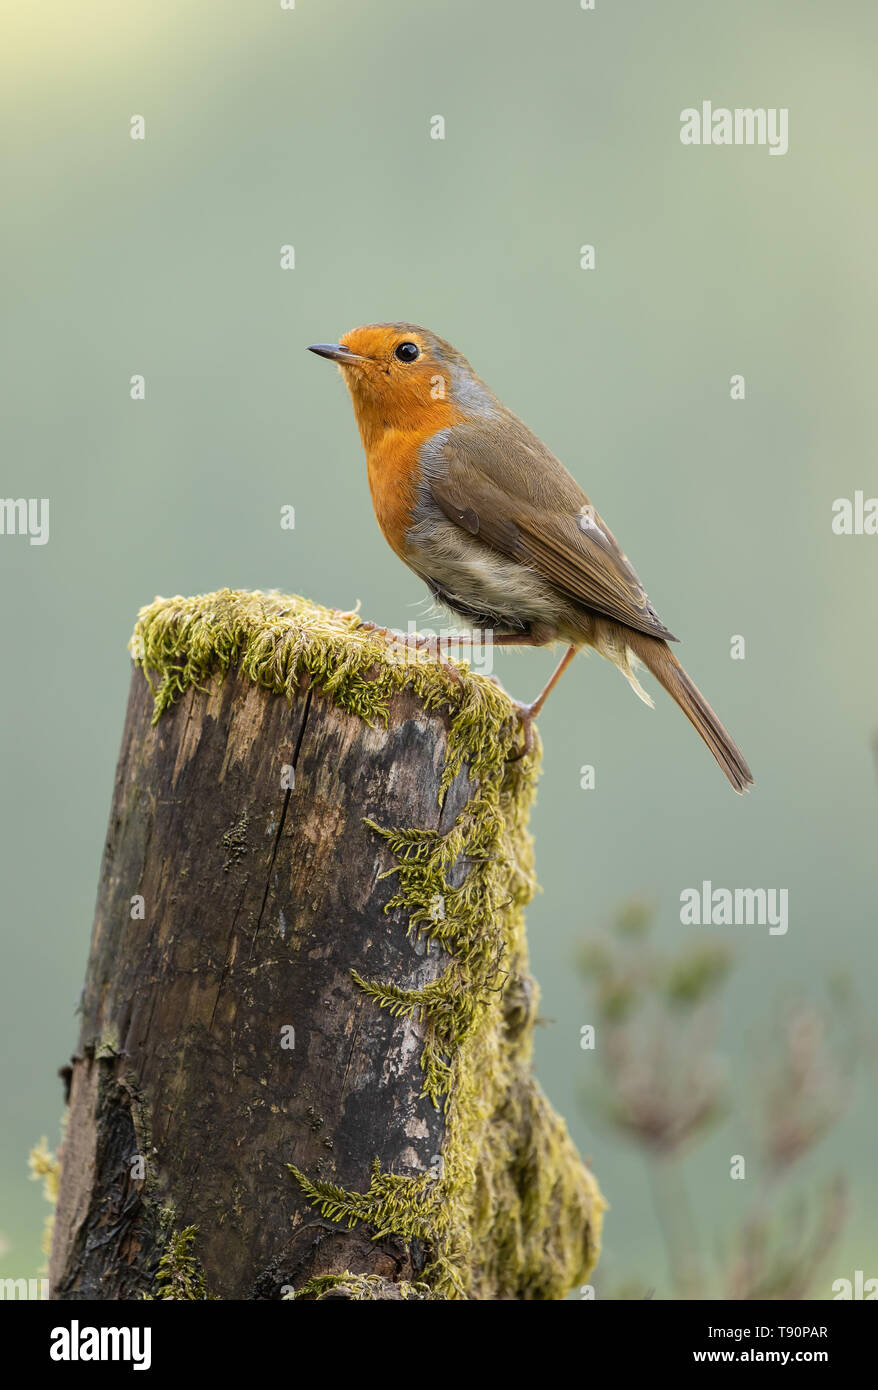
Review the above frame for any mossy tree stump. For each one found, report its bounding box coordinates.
[49,590,604,1300]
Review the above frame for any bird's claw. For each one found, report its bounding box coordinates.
[411,633,465,689]
[507,701,537,761]
[353,622,464,689]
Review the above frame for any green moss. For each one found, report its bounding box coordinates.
[131,588,522,802]
[291,761,605,1298]
[351,800,519,1109]
[132,589,605,1300]
[286,1157,435,1241]
[142,1225,216,1301]
[28,1135,61,1262]
[288,1272,435,1301]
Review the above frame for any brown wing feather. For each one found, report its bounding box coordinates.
[427,419,677,641]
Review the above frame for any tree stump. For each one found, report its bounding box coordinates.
[49,590,604,1300]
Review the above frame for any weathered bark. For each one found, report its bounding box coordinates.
[49,591,604,1300]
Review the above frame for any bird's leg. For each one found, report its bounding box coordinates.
[352,620,464,688]
[427,628,576,754]
[520,642,579,716]
[504,643,579,759]
[405,627,542,686]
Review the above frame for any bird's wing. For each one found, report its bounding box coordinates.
[425,419,677,640]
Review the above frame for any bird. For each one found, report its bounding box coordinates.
[308,323,753,792]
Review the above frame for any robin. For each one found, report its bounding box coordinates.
[308,323,753,792]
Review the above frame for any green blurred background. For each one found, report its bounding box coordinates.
[2,0,876,1295]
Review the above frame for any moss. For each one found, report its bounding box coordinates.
[288,1272,435,1301]
[130,588,522,802]
[350,799,520,1109]
[142,1225,216,1300]
[291,768,605,1299]
[28,1137,60,1205]
[132,589,605,1300]
[287,1157,436,1240]
[28,1136,61,1261]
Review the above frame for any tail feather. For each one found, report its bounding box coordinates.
[625,632,754,794]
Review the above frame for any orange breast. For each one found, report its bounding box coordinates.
[362,401,463,561]
[366,430,423,559]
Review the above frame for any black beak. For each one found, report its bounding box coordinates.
[307,343,367,364]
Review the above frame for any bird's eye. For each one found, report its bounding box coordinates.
[394,341,420,363]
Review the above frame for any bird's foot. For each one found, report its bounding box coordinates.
[354,622,464,689]
[508,701,537,761]
[406,632,465,689]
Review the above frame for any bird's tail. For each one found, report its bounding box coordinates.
[625,631,754,794]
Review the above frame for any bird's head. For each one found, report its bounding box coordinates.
[307,323,498,444]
